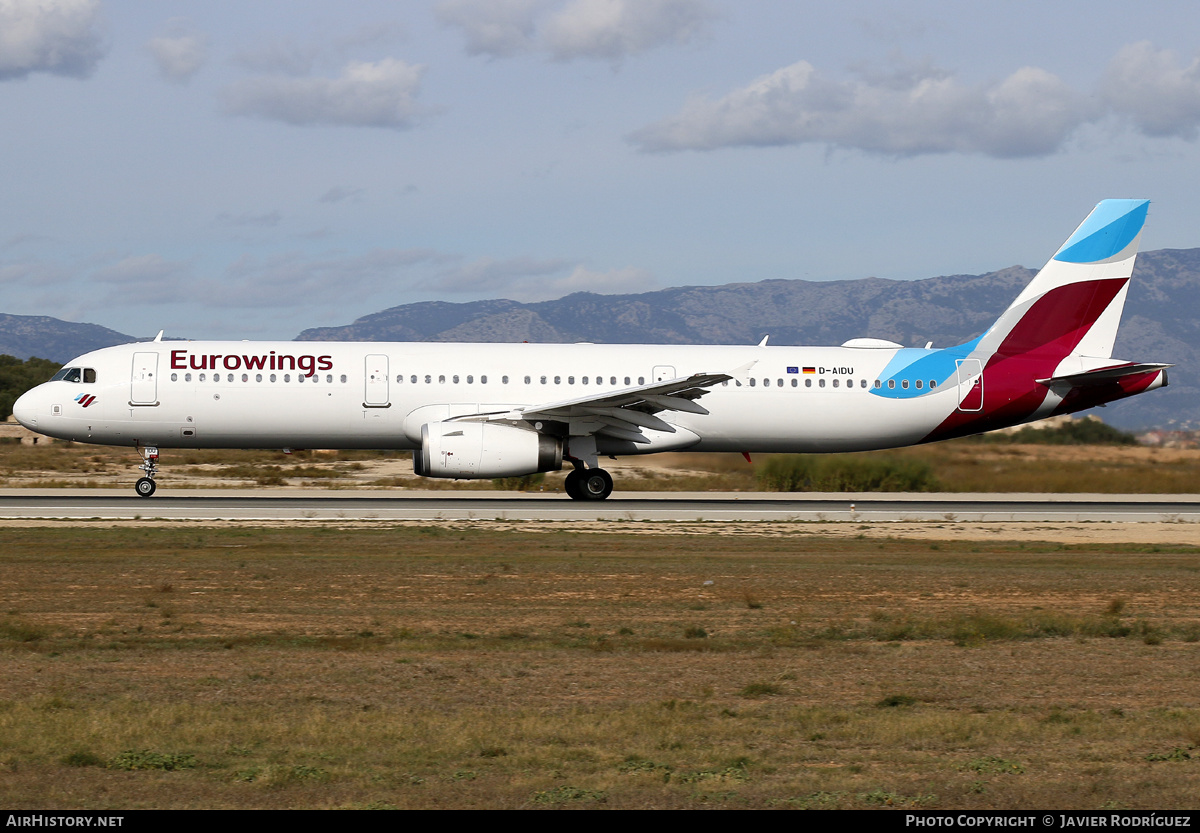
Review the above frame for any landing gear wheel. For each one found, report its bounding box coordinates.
[579,468,613,501]
[134,445,160,497]
[564,469,583,500]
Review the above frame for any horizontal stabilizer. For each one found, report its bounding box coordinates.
[1037,362,1172,388]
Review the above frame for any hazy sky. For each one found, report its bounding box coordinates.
[3,0,1200,340]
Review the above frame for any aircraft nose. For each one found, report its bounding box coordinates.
[12,389,39,430]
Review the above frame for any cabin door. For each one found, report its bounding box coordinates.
[955,359,983,412]
[364,354,390,407]
[130,352,159,406]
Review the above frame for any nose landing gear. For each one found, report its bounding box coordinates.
[135,446,159,497]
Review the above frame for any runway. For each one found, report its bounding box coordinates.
[0,489,1197,522]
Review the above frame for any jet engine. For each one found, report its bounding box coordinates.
[413,422,562,479]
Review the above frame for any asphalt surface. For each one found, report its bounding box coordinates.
[0,489,1197,522]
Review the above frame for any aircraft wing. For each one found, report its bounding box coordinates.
[466,362,755,443]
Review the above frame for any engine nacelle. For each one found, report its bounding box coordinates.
[414,422,562,479]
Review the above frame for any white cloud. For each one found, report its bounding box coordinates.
[542,0,715,62]
[92,254,194,305]
[217,248,441,308]
[1102,41,1200,140]
[436,0,714,62]
[428,257,652,300]
[0,259,70,287]
[630,58,1097,158]
[546,265,652,296]
[434,0,547,58]
[223,59,426,128]
[0,0,105,81]
[147,20,208,83]
[232,38,320,76]
[318,186,364,204]
[430,256,570,295]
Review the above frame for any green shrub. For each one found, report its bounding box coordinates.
[108,749,197,771]
[757,454,939,492]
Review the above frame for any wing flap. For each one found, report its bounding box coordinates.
[461,368,743,441]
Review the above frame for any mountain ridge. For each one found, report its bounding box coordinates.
[3,249,1195,430]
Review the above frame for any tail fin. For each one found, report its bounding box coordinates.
[919,199,1165,442]
[974,199,1149,364]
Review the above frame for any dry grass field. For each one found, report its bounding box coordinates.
[2,524,1199,809]
[2,433,1199,493]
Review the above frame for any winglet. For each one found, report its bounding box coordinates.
[758,335,769,347]
[153,330,164,342]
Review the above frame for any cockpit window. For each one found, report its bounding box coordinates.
[49,367,95,383]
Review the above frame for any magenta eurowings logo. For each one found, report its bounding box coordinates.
[74,393,96,408]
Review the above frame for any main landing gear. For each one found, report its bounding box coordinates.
[135,446,159,497]
[564,466,613,501]
[562,436,613,501]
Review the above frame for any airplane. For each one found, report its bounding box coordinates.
[12,199,1170,500]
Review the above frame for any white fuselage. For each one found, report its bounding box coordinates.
[14,340,973,455]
